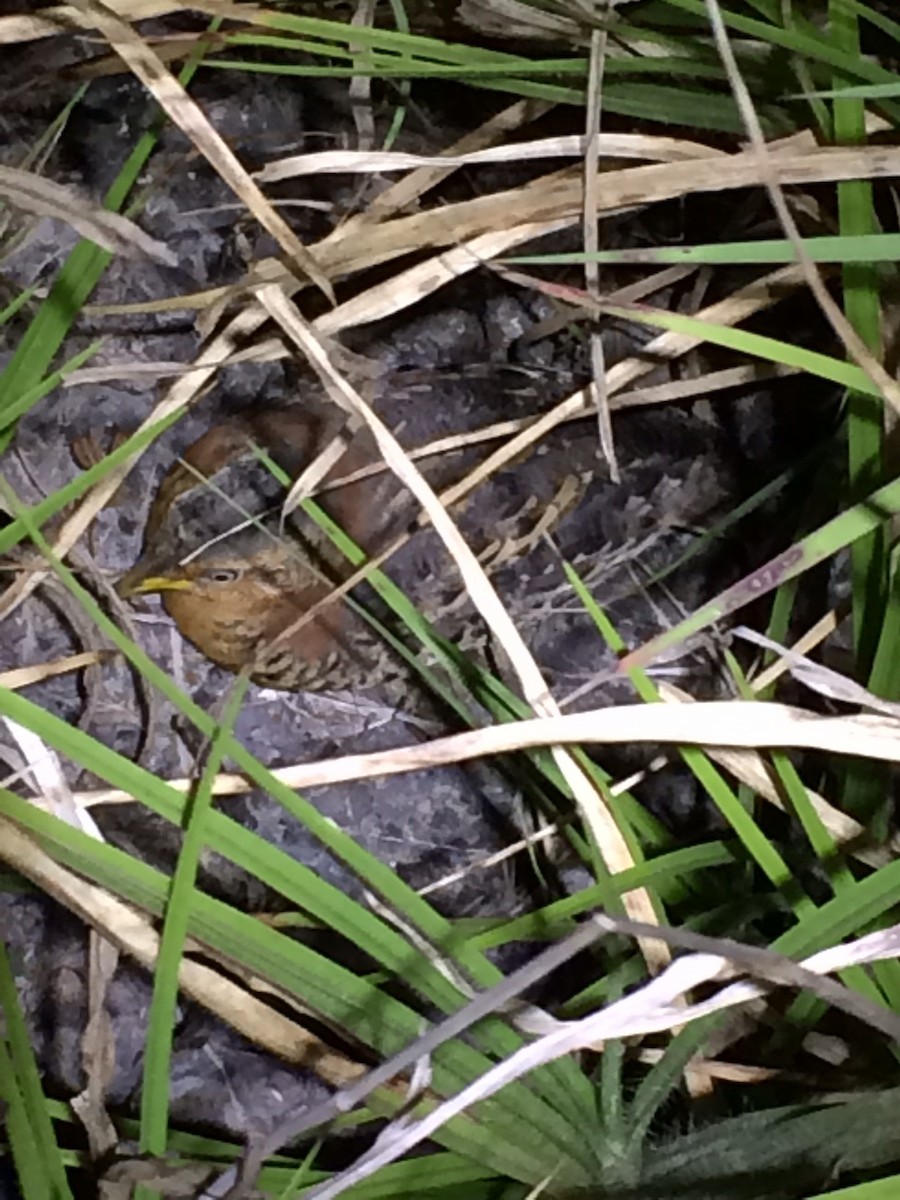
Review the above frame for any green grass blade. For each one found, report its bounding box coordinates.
[815,1178,900,1200]
[0,791,593,1186]
[0,941,73,1200]
[471,843,738,952]
[563,564,810,910]
[596,297,882,397]
[622,471,900,670]
[139,678,249,1156]
[0,32,211,420]
[0,1037,53,1200]
[505,233,900,267]
[0,287,36,326]
[0,341,103,451]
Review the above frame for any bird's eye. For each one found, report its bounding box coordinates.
[204,567,241,584]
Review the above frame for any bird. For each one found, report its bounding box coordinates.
[115,404,415,693]
[114,397,609,698]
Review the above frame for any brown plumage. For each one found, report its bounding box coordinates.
[115,400,602,695]
[116,406,403,691]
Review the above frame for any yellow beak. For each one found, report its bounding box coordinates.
[116,570,192,598]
